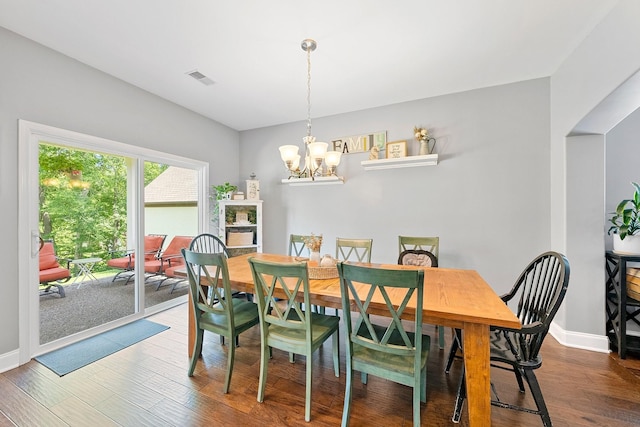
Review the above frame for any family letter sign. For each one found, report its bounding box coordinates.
[331,131,386,154]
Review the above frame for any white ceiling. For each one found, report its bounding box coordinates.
[0,0,618,131]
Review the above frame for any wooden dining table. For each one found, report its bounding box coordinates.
[178,252,521,427]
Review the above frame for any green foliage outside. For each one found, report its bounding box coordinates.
[39,144,167,272]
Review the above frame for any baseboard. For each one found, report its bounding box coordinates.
[0,349,20,374]
[549,321,610,353]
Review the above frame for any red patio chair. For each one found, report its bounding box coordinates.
[39,240,71,298]
[106,234,166,283]
[143,235,194,292]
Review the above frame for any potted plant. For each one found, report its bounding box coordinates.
[608,182,640,253]
[212,182,238,201]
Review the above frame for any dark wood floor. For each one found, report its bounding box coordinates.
[2,303,640,426]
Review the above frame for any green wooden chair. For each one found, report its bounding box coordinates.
[336,237,373,262]
[181,249,259,393]
[337,262,430,427]
[248,257,340,422]
[288,234,309,257]
[399,235,439,259]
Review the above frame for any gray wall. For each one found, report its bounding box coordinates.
[606,107,640,334]
[0,26,239,356]
[551,0,640,344]
[606,106,640,236]
[240,78,551,295]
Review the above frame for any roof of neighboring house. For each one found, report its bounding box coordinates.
[145,166,197,205]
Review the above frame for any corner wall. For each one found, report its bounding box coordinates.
[550,0,640,343]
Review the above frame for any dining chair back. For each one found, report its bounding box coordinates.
[189,233,229,257]
[248,257,340,422]
[450,251,570,426]
[288,234,309,257]
[189,232,247,343]
[336,237,373,262]
[337,262,430,427]
[398,249,438,267]
[398,249,443,348]
[398,235,439,259]
[181,249,259,393]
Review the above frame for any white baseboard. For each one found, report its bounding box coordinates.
[0,349,20,374]
[549,321,610,353]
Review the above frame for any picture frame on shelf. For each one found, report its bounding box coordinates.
[386,140,407,159]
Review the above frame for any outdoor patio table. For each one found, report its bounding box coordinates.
[174,253,520,427]
[69,257,101,288]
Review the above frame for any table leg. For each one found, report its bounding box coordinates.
[463,322,491,427]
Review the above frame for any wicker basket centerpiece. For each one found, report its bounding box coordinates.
[308,264,339,279]
[308,254,339,279]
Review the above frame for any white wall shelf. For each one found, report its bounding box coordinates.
[280,176,344,186]
[361,154,439,170]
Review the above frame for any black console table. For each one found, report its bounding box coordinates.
[605,251,640,358]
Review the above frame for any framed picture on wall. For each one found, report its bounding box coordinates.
[386,140,407,159]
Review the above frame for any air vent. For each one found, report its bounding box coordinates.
[186,69,215,86]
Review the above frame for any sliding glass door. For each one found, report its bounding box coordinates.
[19,120,208,361]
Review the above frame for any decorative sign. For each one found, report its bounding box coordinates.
[246,173,260,200]
[246,179,260,200]
[331,131,386,154]
[386,140,407,159]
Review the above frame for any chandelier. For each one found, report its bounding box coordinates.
[278,39,342,180]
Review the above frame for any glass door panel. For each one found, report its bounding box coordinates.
[143,163,198,310]
[38,143,136,344]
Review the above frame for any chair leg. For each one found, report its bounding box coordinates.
[257,342,269,403]
[452,364,466,423]
[513,367,526,393]
[223,336,235,394]
[523,368,552,427]
[438,324,445,349]
[332,329,340,377]
[413,375,421,427]
[188,329,204,376]
[54,284,66,298]
[445,329,462,373]
[341,362,353,427]
[305,353,312,422]
[420,365,427,403]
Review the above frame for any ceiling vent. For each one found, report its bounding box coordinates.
[186,69,215,86]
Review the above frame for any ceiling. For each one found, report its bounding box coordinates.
[0,0,619,131]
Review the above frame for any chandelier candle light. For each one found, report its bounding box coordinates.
[279,39,342,181]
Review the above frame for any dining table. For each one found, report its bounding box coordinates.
[177,252,521,427]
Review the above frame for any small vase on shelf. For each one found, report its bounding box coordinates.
[419,140,429,155]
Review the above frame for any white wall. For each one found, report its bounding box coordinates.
[240,78,551,296]
[0,26,239,358]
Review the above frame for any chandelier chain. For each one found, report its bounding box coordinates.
[306,45,312,138]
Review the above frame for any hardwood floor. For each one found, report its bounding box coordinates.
[2,302,640,426]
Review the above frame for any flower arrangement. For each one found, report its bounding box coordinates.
[303,233,323,252]
[414,126,429,142]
